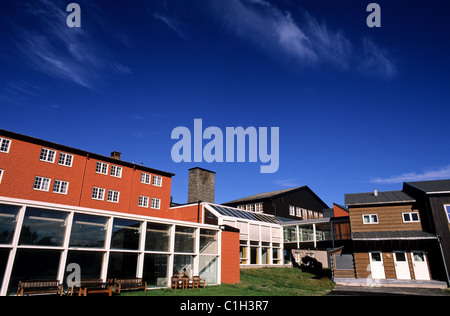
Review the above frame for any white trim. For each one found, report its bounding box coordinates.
[0,169,3,184]
[402,212,420,223]
[58,152,73,167]
[33,176,51,192]
[95,161,109,175]
[0,138,11,154]
[362,214,379,224]
[39,147,56,163]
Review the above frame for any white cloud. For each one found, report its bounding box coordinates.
[275,179,300,188]
[371,165,450,184]
[359,38,397,78]
[12,0,132,89]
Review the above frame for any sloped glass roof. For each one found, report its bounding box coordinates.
[207,204,280,224]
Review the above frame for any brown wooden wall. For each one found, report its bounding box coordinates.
[349,204,422,233]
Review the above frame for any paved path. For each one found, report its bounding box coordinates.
[327,285,450,296]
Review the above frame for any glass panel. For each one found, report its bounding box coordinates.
[143,254,169,288]
[111,219,141,250]
[173,255,193,278]
[65,251,104,281]
[19,208,68,247]
[8,249,61,295]
[250,247,258,264]
[413,252,425,262]
[145,223,171,252]
[108,252,138,279]
[283,226,297,242]
[272,248,281,264]
[411,213,419,222]
[199,256,218,284]
[261,248,269,264]
[371,253,382,262]
[0,249,10,288]
[403,213,411,222]
[174,226,195,253]
[69,214,108,248]
[300,225,314,241]
[0,204,20,245]
[200,229,218,254]
[395,252,407,262]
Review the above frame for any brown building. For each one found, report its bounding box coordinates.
[332,182,450,288]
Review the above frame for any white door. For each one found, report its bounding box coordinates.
[394,252,411,280]
[411,252,430,280]
[370,252,386,279]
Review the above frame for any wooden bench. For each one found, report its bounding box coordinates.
[114,278,147,294]
[17,280,63,296]
[193,276,206,289]
[70,279,113,296]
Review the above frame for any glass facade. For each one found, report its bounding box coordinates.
[0,201,221,296]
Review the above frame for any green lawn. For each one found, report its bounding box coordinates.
[122,267,335,296]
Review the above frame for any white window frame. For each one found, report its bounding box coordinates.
[138,196,149,208]
[151,198,161,210]
[40,148,56,163]
[363,214,379,224]
[0,138,11,153]
[402,212,420,223]
[107,190,120,203]
[110,165,122,178]
[141,173,151,184]
[152,175,162,187]
[58,152,73,167]
[289,205,295,216]
[33,176,51,192]
[53,180,69,195]
[92,187,105,201]
[295,207,302,217]
[96,162,109,175]
[0,169,3,184]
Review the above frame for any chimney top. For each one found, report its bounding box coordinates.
[111,151,122,160]
[373,189,378,197]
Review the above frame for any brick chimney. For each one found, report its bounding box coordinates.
[188,167,215,204]
[111,151,122,160]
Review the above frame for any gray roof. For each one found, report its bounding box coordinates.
[352,231,436,241]
[224,186,307,205]
[345,190,415,206]
[405,179,450,194]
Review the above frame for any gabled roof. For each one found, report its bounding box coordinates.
[404,179,450,195]
[345,190,415,206]
[224,186,329,208]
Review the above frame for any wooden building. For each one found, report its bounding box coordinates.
[333,183,450,287]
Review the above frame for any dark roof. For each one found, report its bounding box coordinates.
[404,179,450,194]
[0,129,175,178]
[345,190,415,206]
[352,231,436,241]
[224,186,329,208]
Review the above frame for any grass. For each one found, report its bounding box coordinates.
[121,267,335,296]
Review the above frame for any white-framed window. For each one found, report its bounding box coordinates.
[255,202,263,213]
[289,205,295,216]
[53,180,69,195]
[139,196,149,208]
[445,205,450,224]
[302,208,308,219]
[0,138,11,153]
[58,152,73,167]
[96,162,108,175]
[402,212,420,223]
[33,176,51,192]
[107,190,120,203]
[110,165,122,178]
[151,198,161,210]
[152,175,162,187]
[363,214,379,224]
[40,148,56,163]
[0,169,3,184]
[296,207,302,217]
[92,187,105,200]
[141,173,151,184]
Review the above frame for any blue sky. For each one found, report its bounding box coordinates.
[1,0,450,207]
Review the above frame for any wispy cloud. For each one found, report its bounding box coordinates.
[10,0,132,90]
[371,165,450,184]
[154,13,188,40]
[152,0,396,78]
[275,179,300,188]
